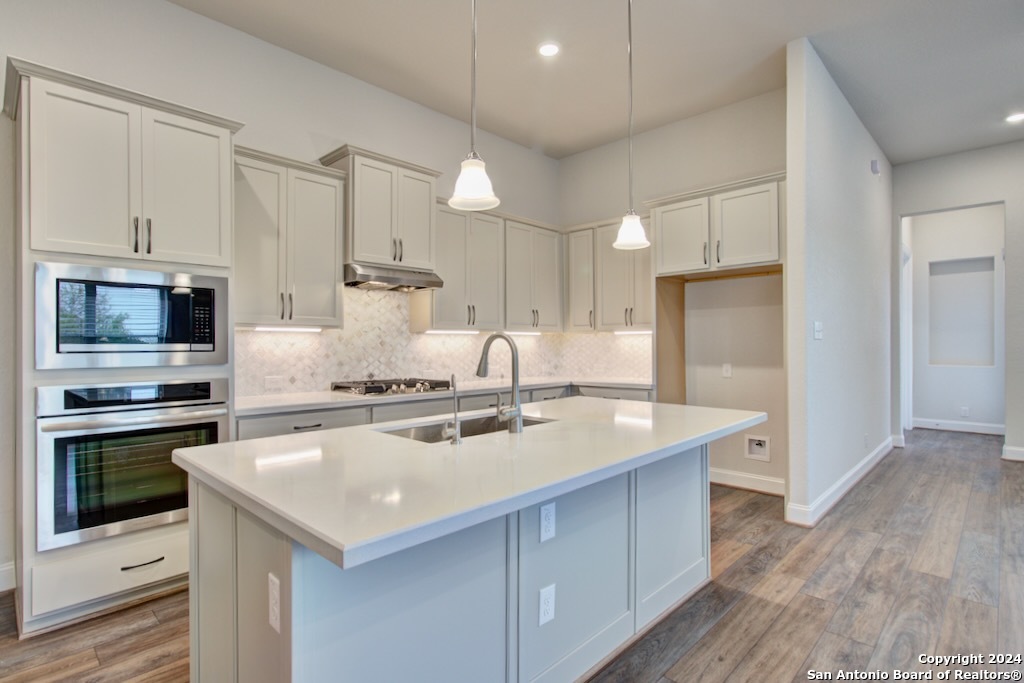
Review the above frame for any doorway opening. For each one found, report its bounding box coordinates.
[899,203,1006,436]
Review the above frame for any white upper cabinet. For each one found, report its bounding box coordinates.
[24,76,236,267]
[321,146,440,272]
[652,180,780,276]
[234,149,344,327]
[567,229,596,332]
[595,222,653,331]
[410,207,503,331]
[505,220,562,332]
[653,198,709,274]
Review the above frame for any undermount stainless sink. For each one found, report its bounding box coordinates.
[380,415,553,444]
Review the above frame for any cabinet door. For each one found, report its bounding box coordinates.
[655,198,709,275]
[505,221,536,330]
[631,239,654,328]
[432,207,471,329]
[287,169,343,327]
[712,182,779,268]
[234,158,288,325]
[141,109,232,266]
[395,168,435,271]
[351,156,398,266]
[28,78,141,259]
[594,224,632,331]
[567,230,595,332]
[468,214,504,330]
[533,228,562,331]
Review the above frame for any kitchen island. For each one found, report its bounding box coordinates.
[173,396,765,683]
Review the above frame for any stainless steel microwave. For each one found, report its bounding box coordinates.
[35,262,228,369]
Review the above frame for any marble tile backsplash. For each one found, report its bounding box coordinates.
[235,288,652,396]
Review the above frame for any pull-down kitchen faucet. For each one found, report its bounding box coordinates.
[442,374,462,445]
[475,333,523,433]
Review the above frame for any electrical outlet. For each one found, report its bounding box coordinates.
[539,584,556,626]
[722,363,733,379]
[813,321,824,340]
[265,376,286,391]
[540,502,556,542]
[745,435,770,462]
[268,572,281,633]
[960,406,970,418]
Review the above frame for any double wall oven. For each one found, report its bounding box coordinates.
[33,262,230,552]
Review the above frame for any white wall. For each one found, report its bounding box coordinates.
[685,275,787,494]
[893,141,1024,460]
[558,89,786,227]
[909,205,1005,433]
[0,0,563,587]
[0,0,560,221]
[785,38,893,524]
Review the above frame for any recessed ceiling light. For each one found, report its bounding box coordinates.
[538,42,560,57]
[1006,112,1024,124]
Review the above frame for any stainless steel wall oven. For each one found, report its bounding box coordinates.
[36,378,228,551]
[35,261,228,369]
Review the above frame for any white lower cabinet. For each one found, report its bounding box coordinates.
[518,474,632,683]
[635,446,709,627]
[31,524,188,617]
[190,447,709,683]
[236,407,370,440]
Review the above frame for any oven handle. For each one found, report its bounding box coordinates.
[39,407,228,433]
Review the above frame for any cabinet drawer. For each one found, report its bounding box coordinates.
[530,386,570,402]
[32,527,188,616]
[237,407,370,440]
[371,399,450,423]
[458,392,510,412]
[575,386,651,402]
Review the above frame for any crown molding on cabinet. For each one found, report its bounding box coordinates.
[318,144,441,178]
[3,57,244,132]
[644,170,786,210]
[235,145,347,180]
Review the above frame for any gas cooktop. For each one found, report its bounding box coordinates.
[330,378,452,395]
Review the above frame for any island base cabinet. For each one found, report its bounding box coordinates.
[635,446,710,628]
[290,517,508,683]
[518,474,632,683]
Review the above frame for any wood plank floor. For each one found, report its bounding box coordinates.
[588,429,1023,682]
[0,429,1019,682]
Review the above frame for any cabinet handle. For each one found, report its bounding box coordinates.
[630,307,635,326]
[288,293,294,320]
[392,238,397,261]
[133,217,140,253]
[625,308,629,326]
[472,305,476,325]
[589,309,594,329]
[467,304,472,325]
[398,238,404,262]
[716,240,721,263]
[146,218,152,254]
[703,241,708,265]
[280,293,285,320]
[292,423,322,431]
[121,556,165,572]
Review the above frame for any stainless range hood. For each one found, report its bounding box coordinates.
[343,262,443,292]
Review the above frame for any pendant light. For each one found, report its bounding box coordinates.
[613,0,650,250]
[448,0,500,211]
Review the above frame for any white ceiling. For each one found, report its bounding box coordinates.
[168,0,1024,163]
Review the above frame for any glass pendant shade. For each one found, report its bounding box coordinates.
[448,154,500,211]
[613,212,649,250]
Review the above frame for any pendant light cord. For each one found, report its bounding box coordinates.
[470,0,478,156]
[627,0,635,214]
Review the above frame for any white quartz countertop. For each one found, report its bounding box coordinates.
[233,377,653,417]
[174,397,764,569]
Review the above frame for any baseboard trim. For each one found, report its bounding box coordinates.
[0,562,14,592]
[786,437,893,527]
[710,468,786,496]
[892,434,905,448]
[912,418,1005,436]
[1003,445,1024,462]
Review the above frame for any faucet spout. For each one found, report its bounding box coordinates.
[475,333,523,434]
